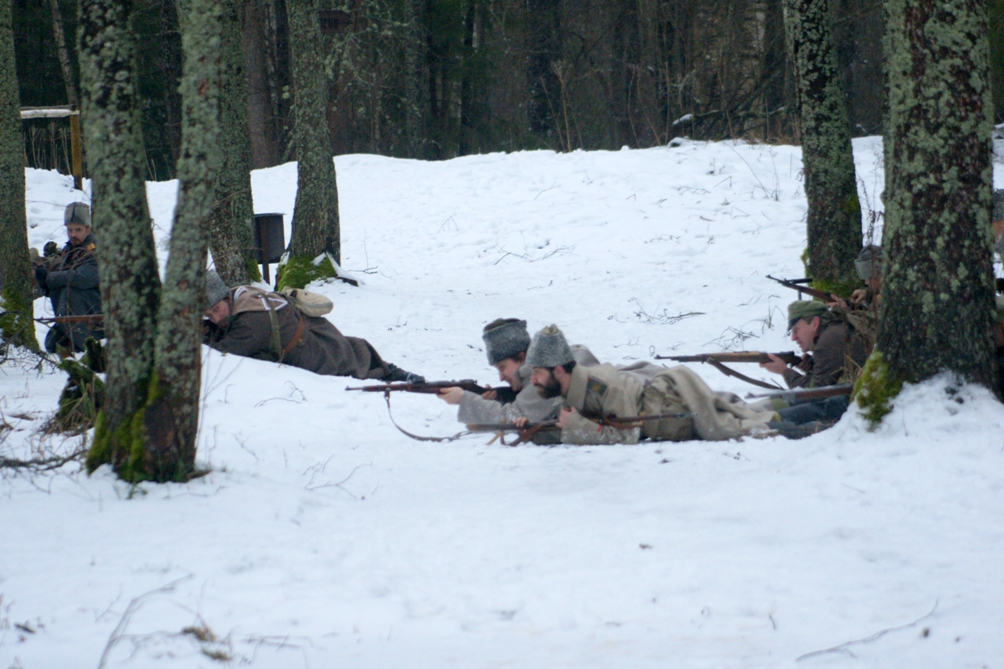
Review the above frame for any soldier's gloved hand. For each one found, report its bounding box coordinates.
[34,265,48,287]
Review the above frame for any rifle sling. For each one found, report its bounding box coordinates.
[282,312,307,359]
[381,391,471,443]
[706,359,785,391]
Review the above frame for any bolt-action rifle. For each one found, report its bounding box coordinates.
[346,379,517,404]
[766,275,836,302]
[746,383,854,404]
[35,314,104,325]
[466,411,696,446]
[655,351,802,390]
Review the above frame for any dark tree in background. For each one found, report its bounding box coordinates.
[207,0,259,286]
[0,0,39,350]
[78,0,162,476]
[282,0,341,287]
[865,0,997,409]
[782,0,861,291]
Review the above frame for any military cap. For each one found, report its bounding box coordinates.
[64,202,91,227]
[854,245,882,281]
[526,324,574,368]
[787,300,828,330]
[482,318,531,365]
[204,270,230,307]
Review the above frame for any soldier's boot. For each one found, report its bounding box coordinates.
[382,363,425,384]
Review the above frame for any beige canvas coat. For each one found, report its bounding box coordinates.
[560,362,774,445]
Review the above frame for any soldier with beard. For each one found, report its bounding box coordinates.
[34,203,103,353]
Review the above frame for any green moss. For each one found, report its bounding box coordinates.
[809,277,860,299]
[87,370,152,482]
[0,288,39,350]
[245,255,262,282]
[276,253,337,290]
[852,350,904,428]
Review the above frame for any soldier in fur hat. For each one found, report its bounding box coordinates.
[34,202,103,353]
[436,318,598,425]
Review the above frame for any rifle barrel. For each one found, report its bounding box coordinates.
[346,379,488,394]
[765,275,834,301]
[656,351,801,365]
[746,383,854,401]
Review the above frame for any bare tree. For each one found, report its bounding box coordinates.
[861,0,997,412]
[78,0,162,478]
[0,0,39,350]
[782,0,861,291]
[282,0,341,288]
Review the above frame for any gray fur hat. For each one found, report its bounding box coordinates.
[993,189,1004,221]
[854,244,882,281]
[64,202,91,227]
[525,324,574,368]
[482,318,531,365]
[205,270,230,307]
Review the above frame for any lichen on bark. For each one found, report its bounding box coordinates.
[286,0,341,264]
[78,0,162,474]
[877,0,997,395]
[0,0,39,351]
[782,0,862,287]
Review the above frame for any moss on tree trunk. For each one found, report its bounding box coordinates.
[286,0,341,273]
[873,0,997,396]
[0,0,39,350]
[783,0,861,290]
[209,0,260,287]
[78,0,161,474]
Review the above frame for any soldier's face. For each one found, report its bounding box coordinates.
[790,317,820,353]
[530,367,562,399]
[66,223,90,246]
[494,355,524,390]
[205,299,231,325]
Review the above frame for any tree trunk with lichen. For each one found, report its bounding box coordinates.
[143,0,222,480]
[0,0,39,350]
[783,0,861,291]
[208,0,260,287]
[284,0,340,279]
[77,0,161,476]
[871,0,997,393]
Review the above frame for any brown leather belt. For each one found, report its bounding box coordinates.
[281,313,307,359]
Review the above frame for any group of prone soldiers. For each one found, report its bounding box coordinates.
[198,241,884,444]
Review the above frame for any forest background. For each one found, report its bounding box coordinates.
[16,0,1004,180]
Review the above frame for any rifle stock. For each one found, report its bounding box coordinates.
[746,383,854,402]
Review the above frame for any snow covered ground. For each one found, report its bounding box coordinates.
[2,138,1003,668]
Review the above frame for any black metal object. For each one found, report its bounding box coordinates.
[254,213,285,283]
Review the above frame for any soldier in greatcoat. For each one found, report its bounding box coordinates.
[521,325,774,445]
[34,203,104,353]
[203,271,422,382]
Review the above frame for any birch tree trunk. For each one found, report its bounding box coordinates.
[869,0,996,394]
[208,0,259,286]
[144,0,222,480]
[783,0,861,291]
[0,0,39,350]
[282,0,340,286]
[78,0,162,475]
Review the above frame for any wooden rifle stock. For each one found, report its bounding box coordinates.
[36,314,104,324]
[746,383,854,402]
[657,351,802,365]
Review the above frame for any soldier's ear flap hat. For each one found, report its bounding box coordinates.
[787,300,828,331]
[204,270,230,308]
[482,318,531,365]
[64,202,91,227]
[526,324,574,368]
[854,245,882,281]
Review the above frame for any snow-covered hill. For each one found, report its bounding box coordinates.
[2,138,1002,668]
